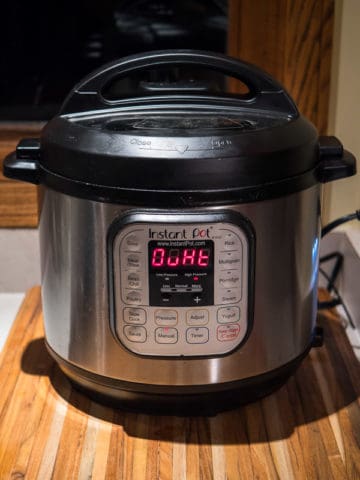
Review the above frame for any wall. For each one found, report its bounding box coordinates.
[326,0,360,224]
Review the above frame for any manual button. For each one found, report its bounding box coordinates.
[155,310,178,326]
[186,327,209,344]
[155,327,178,344]
[186,309,209,325]
[124,325,147,343]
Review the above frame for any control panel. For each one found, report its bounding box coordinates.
[110,214,252,357]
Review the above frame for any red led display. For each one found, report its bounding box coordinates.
[151,247,210,268]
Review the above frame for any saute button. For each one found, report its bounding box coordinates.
[155,310,178,326]
[124,307,146,325]
[219,232,241,251]
[217,252,241,268]
[127,272,141,289]
[186,309,209,325]
[186,327,209,344]
[217,306,240,324]
[217,324,240,342]
[124,290,143,305]
[124,325,147,343]
[155,327,178,344]
[125,234,141,251]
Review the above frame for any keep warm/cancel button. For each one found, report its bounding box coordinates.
[217,324,240,342]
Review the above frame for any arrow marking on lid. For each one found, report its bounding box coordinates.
[175,144,189,154]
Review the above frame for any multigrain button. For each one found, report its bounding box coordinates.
[217,324,240,341]
[155,310,178,326]
[126,254,142,269]
[124,307,146,325]
[155,327,178,344]
[124,290,143,304]
[218,251,241,268]
[186,309,209,325]
[125,234,141,251]
[186,327,209,344]
[217,306,240,324]
[124,325,147,342]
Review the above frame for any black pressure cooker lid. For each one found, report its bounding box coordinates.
[4,50,356,206]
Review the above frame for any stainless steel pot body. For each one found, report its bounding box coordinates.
[39,185,320,387]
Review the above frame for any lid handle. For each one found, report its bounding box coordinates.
[60,50,298,116]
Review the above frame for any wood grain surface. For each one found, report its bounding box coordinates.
[0,287,359,479]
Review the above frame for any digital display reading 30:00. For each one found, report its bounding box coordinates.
[150,247,211,268]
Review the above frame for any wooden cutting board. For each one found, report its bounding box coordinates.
[0,287,359,479]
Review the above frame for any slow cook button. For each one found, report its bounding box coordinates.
[186,309,209,325]
[155,327,178,344]
[217,306,240,323]
[155,309,178,326]
[218,271,241,289]
[186,327,209,344]
[217,251,241,268]
[217,324,240,342]
[219,232,241,251]
[124,307,146,325]
[219,288,241,304]
[124,290,143,305]
[124,325,147,343]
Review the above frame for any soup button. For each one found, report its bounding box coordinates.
[217,324,240,342]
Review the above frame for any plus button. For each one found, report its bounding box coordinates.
[193,296,201,304]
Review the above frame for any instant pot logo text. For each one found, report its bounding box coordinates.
[148,227,211,239]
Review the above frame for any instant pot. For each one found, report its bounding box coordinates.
[4,51,356,414]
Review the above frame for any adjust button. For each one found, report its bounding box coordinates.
[124,307,146,325]
[155,327,178,344]
[124,325,147,343]
[186,309,209,326]
[217,306,240,324]
[155,310,178,326]
[186,327,209,344]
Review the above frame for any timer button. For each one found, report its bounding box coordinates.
[217,306,240,324]
[155,327,178,344]
[124,307,146,325]
[124,325,147,343]
[155,310,178,326]
[125,234,141,251]
[186,309,209,326]
[186,327,209,344]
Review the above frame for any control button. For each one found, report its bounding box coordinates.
[219,232,241,251]
[126,254,142,269]
[218,270,241,289]
[218,252,241,269]
[193,295,202,304]
[155,327,178,344]
[219,288,241,304]
[124,307,146,325]
[186,309,209,326]
[155,309,178,326]
[124,325,147,343]
[125,234,141,251]
[217,324,240,342]
[217,306,240,324]
[186,327,209,344]
[124,290,143,305]
[127,272,141,289]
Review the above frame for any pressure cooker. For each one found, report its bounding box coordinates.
[4,51,356,415]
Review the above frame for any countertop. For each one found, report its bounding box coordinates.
[0,287,359,479]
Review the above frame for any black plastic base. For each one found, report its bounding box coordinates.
[47,343,311,416]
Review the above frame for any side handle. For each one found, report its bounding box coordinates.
[316,136,356,183]
[3,139,41,185]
